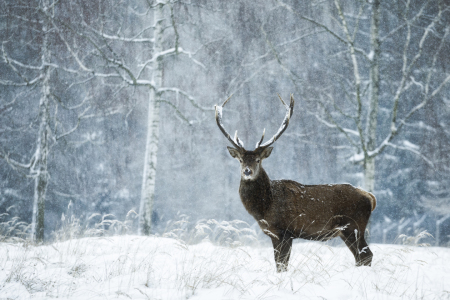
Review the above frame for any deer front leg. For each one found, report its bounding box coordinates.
[271,235,293,272]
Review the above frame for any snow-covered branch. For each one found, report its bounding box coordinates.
[139,47,206,74]
[372,13,450,161]
[278,0,370,60]
[89,27,155,43]
[387,141,434,167]
[350,139,434,167]
[391,5,443,127]
[334,0,366,155]
[310,98,360,149]
[157,99,190,124]
[159,87,213,112]
[55,105,92,140]
[277,0,345,44]
[380,0,429,43]
[0,148,33,171]
[261,23,302,89]
[0,76,42,87]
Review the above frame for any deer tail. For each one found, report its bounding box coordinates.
[356,188,377,211]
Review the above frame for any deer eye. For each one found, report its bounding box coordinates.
[239,159,243,163]
[256,159,260,163]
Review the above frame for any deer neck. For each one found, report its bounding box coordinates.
[239,167,272,221]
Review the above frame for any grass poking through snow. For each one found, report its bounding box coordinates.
[1,214,449,299]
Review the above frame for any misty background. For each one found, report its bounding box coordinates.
[1,0,450,245]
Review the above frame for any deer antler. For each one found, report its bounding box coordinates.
[215,94,294,151]
[215,95,245,150]
[255,94,294,149]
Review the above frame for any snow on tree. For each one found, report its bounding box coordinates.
[276,0,450,196]
[60,0,211,235]
[0,0,103,242]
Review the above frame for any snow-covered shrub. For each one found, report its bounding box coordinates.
[161,214,259,247]
[0,207,30,243]
[52,207,138,241]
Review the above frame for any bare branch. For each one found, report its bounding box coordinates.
[277,0,346,44]
[380,0,432,43]
[139,47,206,74]
[368,9,450,160]
[277,0,369,60]
[0,148,33,171]
[334,0,367,156]
[260,23,302,89]
[386,142,434,168]
[169,2,179,54]
[158,87,213,111]
[55,105,92,140]
[391,3,443,127]
[157,99,190,124]
[311,98,360,149]
[89,27,155,43]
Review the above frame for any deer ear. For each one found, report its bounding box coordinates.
[260,147,273,159]
[227,146,241,159]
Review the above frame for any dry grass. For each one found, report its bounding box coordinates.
[0,207,30,243]
[0,211,449,299]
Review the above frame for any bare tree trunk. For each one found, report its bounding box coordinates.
[31,87,50,243]
[31,3,51,242]
[363,158,376,193]
[364,0,380,194]
[138,2,164,235]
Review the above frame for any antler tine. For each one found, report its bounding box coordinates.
[289,94,294,118]
[277,93,287,106]
[255,128,265,149]
[222,94,233,107]
[215,95,244,150]
[256,94,295,149]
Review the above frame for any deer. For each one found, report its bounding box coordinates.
[215,94,377,272]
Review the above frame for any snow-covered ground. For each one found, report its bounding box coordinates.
[1,235,449,300]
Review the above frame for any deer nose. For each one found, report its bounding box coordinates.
[244,168,252,176]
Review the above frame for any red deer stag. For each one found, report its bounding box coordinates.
[215,94,376,272]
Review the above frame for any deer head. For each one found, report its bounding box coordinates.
[215,94,294,181]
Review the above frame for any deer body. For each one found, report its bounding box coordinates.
[216,95,376,272]
[243,177,374,240]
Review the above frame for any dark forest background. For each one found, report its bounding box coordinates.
[1,0,450,245]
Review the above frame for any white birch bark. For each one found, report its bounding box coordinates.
[363,0,380,194]
[138,1,164,235]
[31,0,52,242]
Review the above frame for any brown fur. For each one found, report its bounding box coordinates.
[232,150,375,272]
[356,188,377,211]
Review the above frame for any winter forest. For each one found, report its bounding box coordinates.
[3,0,450,299]
[1,0,450,244]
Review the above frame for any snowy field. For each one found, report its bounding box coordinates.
[1,235,450,300]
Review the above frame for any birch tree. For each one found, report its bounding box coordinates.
[0,0,97,242]
[278,0,450,195]
[137,1,210,235]
[62,0,210,235]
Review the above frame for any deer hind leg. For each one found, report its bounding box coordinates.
[271,234,293,272]
[339,225,373,266]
